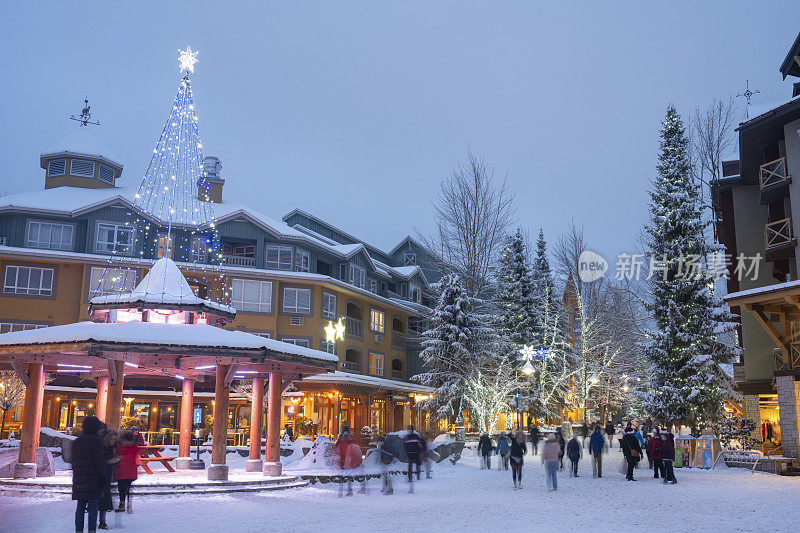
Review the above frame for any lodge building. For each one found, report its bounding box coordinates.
[0,125,442,444]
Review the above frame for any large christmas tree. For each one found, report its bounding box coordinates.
[642,105,739,427]
[495,229,536,348]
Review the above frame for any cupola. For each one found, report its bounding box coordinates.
[40,126,123,189]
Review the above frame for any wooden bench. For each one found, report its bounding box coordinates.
[138,445,177,474]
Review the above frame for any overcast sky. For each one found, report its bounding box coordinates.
[2,2,799,261]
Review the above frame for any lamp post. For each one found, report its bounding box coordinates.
[189,407,205,470]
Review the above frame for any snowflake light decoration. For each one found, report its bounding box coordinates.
[178,45,199,74]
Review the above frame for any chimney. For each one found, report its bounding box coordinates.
[198,155,225,203]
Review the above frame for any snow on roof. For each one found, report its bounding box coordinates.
[0,320,337,363]
[0,186,133,216]
[41,127,122,169]
[724,279,800,301]
[302,370,435,393]
[741,95,800,127]
[89,257,236,315]
[392,266,421,277]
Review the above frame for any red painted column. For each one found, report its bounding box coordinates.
[247,376,264,472]
[263,372,282,476]
[95,376,109,423]
[208,365,230,480]
[176,378,194,469]
[14,363,45,478]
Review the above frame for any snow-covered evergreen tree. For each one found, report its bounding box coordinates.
[495,229,536,348]
[641,105,740,427]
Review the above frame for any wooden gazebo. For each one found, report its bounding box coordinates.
[0,258,337,480]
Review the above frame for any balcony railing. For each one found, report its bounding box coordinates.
[765,218,793,249]
[790,342,800,370]
[341,361,359,372]
[775,348,786,372]
[345,317,363,339]
[760,157,790,189]
[391,369,403,379]
[221,255,256,267]
[391,332,406,349]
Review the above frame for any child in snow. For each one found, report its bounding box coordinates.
[541,433,560,491]
[566,434,582,477]
[509,431,527,489]
[496,432,510,471]
[114,431,139,513]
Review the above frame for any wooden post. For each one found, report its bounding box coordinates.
[104,361,125,433]
[208,365,230,480]
[247,376,264,472]
[176,378,194,469]
[14,363,45,478]
[263,371,282,476]
[95,376,109,423]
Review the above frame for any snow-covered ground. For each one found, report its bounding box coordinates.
[1,448,799,533]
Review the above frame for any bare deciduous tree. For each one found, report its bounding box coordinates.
[421,150,516,298]
[0,371,26,439]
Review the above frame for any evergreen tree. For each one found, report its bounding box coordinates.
[641,105,740,427]
[495,229,536,348]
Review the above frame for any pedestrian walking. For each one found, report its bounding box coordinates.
[72,416,107,533]
[335,424,355,496]
[605,421,615,448]
[566,434,582,477]
[283,423,294,441]
[529,425,540,455]
[404,425,423,493]
[98,427,119,530]
[555,428,565,471]
[377,435,395,495]
[621,425,642,481]
[420,434,432,479]
[647,428,664,479]
[510,430,527,489]
[478,432,493,470]
[541,434,560,491]
[580,422,589,448]
[660,428,677,484]
[496,432,510,471]
[588,425,604,478]
[114,431,139,513]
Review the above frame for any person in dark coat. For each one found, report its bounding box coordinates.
[588,425,605,478]
[580,422,589,448]
[566,434,582,477]
[403,426,422,493]
[555,428,565,471]
[130,426,146,446]
[477,433,493,469]
[97,427,119,530]
[621,426,642,481]
[660,428,677,484]
[72,416,107,533]
[496,432,510,471]
[529,425,540,455]
[509,430,527,489]
[605,421,615,448]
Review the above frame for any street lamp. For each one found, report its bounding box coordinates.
[521,361,535,376]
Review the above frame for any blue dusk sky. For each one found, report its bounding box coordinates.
[1,1,799,261]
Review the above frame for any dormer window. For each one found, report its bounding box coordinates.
[70,158,95,178]
[98,164,115,184]
[47,158,66,177]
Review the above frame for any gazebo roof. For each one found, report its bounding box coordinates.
[89,257,236,318]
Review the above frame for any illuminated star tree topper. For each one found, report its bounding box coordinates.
[178,45,199,74]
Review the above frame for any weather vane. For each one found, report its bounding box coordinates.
[737,80,760,118]
[178,45,199,74]
[69,96,100,127]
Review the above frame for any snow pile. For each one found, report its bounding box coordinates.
[432,434,452,445]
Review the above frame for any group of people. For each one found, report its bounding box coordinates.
[477,421,679,491]
[72,416,143,532]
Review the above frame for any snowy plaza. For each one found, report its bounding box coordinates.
[3,4,800,533]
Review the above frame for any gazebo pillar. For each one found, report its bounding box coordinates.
[263,371,282,476]
[104,361,126,432]
[176,377,195,469]
[14,363,45,479]
[246,376,264,472]
[95,376,109,422]
[208,365,230,481]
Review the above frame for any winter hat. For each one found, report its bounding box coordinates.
[82,416,102,435]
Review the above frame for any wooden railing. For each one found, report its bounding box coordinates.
[341,361,359,372]
[760,157,789,189]
[790,342,800,369]
[775,348,786,371]
[391,331,406,349]
[345,317,363,339]
[765,218,793,249]
[221,255,256,267]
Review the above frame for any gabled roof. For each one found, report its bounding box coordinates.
[392,265,429,284]
[40,127,123,170]
[0,187,136,217]
[282,208,390,262]
[780,32,800,80]
[388,235,427,255]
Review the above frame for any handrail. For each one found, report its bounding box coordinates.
[712,449,763,473]
[765,217,793,249]
[760,157,789,189]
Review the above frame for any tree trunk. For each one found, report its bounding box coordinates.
[0,409,7,440]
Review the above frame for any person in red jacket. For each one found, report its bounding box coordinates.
[114,431,139,513]
[646,428,664,479]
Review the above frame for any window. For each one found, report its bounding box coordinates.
[3,265,54,295]
[98,164,115,184]
[404,253,417,266]
[96,223,134,254]
[191,238,208,262]
[367,278,377,294]
[409,283,421,303]
[88,267,137,298]
[322,292,337,319]
[339,264,348,281]
[157,235,173,259]
[369,352,384,376]
[283,287,311,314]
[70,158,95,178]
[266,245,293,270]
[47,158,66,177]
[252,331,272,339]
[370,309,385,334]
[281,338,310,348]
[321,340,335,354]
[26,221,73,251]
[349,264,365,289]
[0,322,48,334]
[296,249,310,272]
[231,279,272,312]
